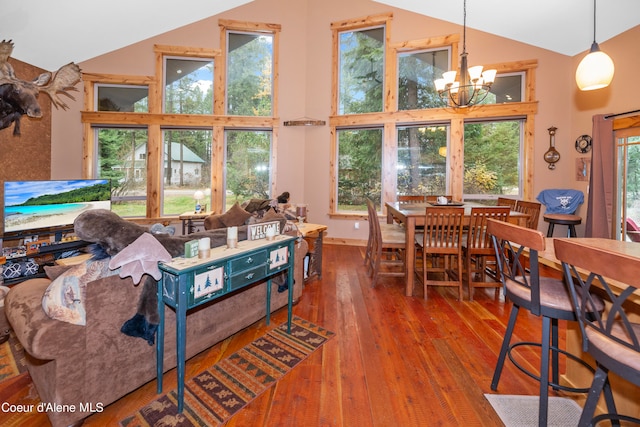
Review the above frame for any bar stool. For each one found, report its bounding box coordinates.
[536,189,584,237]
[487,219,603,427]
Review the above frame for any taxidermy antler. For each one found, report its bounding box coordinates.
[0,39,81,136]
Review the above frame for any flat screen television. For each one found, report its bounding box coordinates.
[3,179,111,237]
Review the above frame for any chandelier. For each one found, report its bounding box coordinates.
[434,0,496,108]
[575,0,615,91]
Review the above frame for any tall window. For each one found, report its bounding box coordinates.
[615,129,640,240]
[463,120,523,201]
[225,130,272,209]
[162,129,212,216]
[226,31,273,116]
[397,124,448,195]
[336,128,383,211]
[338,26,385,115]
[96,127,148,217]
[164,58,214,115]
[397,49,448,110]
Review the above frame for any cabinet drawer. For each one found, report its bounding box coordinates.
[229,265,267,291]
[189,264,226,305]
[230,250,267,273]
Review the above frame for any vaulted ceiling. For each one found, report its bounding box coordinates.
[2,0,639,71]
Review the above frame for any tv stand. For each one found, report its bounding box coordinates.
[1,234,90,285]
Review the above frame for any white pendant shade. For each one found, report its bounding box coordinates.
[576,46,615,91]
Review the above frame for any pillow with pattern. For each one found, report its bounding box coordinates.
[42,258,119,326]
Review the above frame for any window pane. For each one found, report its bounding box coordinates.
[227,32,273,116]
[339,27,384,115]
[463,121,522,201]
[162,129,212,216]
[337,128,382,211]
[397,125,448,195]
[483,73,524,104]
[96,128,148,217]
[225,130,272,209]
[164,58,213,114]
[398,49,448,110]
[97,85,149,112]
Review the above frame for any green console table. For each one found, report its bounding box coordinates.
[155,234,297,412]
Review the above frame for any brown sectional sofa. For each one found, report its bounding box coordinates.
[6,229,307,427]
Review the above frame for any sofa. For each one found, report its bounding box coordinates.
[5,210,308,427]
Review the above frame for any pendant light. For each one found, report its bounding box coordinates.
[575,0,615,91]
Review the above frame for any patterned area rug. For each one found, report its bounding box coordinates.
[0,330,28,383]
[485,394,582,427]
[121,317,334,427]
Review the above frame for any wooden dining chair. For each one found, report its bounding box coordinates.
[365,199,406,286]
[414,207,464,300]
[496,197,517,210]
[555,238,640,426]
[488,220,603,427]
[398,195,425,203]
[514,200,542,230]
[462,207,510,301]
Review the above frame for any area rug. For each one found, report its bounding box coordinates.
[120,317,334,427]
[0,330,28,383]
[485,394,582,427]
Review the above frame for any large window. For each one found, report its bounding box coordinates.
[164,58,213,115]
[397,125,448,196]
[226,31,273,116]
[463,120,523,201]
[225,130,272,209]
[397,49,448,110]
[96,127,148,217]
[338,26,385,115]
[616,129,640,240]
[162,129,212,216]
[336,128,383,211]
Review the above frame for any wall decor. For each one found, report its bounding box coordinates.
[543,126,561,169]
[0,39,81,136]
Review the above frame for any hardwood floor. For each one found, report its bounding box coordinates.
[6,244,583,426]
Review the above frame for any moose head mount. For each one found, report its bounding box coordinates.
[0,39,81,136]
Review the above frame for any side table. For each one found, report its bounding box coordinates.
[156,234,297,412]
[178,211,214,234]
[297,223,327,282]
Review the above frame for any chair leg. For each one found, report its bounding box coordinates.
[579,365,609,427]
[491,304,520,390]
[568,225,577,237]
[539,316,551,427]
[551,317,559,390]
[546,223,555,237]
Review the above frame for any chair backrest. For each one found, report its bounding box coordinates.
[515,200,541,229]
[626,217,640,242]
[422,207,464,253]
[496,197,517,209]
[366,198,380,252]
[536,189,584,214]
[466,207,511,253]
[487,218,546,315]
[398,195,425,203]
[554,238,640,358]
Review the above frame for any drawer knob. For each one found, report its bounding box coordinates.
[245,272,255,280]
[245,257,254,264]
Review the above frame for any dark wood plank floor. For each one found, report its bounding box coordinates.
[5,244,583,426]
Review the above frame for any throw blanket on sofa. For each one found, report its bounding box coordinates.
[74,209,288,345]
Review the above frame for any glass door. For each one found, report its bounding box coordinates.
[615,127,640,241]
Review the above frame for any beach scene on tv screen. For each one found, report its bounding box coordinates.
[4,180,111,233]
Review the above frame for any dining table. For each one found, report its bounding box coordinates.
[535,237,640,421]
[384,201,530,297]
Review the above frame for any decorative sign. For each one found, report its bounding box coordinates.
[184,240,199,258]
[193,266,224,299]
[269,246,289,269]
[247,221,281,240]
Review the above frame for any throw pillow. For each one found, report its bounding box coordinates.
[42,258,119,326]
[220,202,252,227]
[204,214,226,230]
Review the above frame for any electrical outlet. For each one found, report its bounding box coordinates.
[354,222,360,230]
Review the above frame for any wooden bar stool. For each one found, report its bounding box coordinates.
[543,213,581,237]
